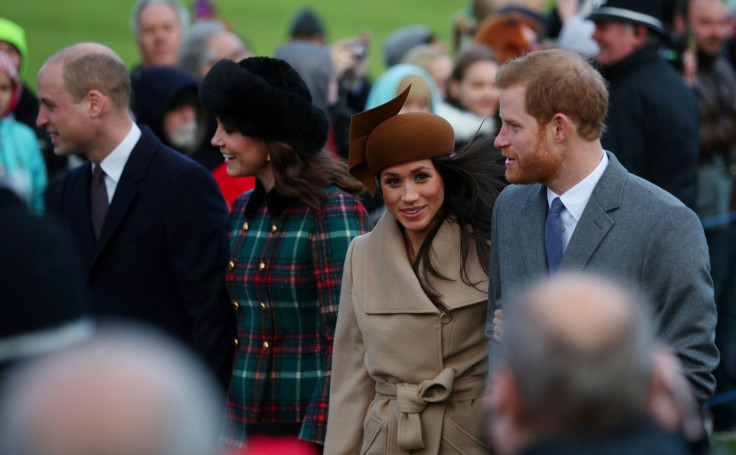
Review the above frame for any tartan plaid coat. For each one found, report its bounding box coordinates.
[222,182,369,447]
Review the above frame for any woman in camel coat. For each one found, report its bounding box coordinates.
[324,87,506,455]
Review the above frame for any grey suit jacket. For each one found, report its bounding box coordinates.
[487,152,718,404]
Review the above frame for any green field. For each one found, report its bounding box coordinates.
[4,0,466,90]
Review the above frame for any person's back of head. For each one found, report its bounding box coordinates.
[502,273,655,435]
[289,7,326,44]
[0,325,223,455]
[495,48,608,141]
[487,273,661,455]
[473,9,546,64]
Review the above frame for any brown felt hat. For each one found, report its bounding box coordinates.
[349,86,454,196]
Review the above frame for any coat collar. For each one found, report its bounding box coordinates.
[599,44,660,82]
[243,179,297,220]
[89,126,157,268]
[515,151,626,273]
[559,151,625,269]
[363,214,488,314]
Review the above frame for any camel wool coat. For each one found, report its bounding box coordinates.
[324,214,491,455]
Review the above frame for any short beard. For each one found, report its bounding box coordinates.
[505,128,562,185]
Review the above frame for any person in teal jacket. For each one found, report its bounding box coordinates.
[0,50,46,213]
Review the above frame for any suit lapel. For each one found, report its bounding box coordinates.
[561,152,625,270]
[91,129,157,266]
[519,185,550,277]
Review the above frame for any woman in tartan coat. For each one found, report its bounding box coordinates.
[324,88,506,454]
[200,56,369,449]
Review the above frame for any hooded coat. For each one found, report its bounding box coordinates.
[131,66,199,151]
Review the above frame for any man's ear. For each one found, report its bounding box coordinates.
[551,113,570,144]
[86,90,106,118]
[634,24,648,45]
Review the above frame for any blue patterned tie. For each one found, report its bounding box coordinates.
[545,197,564,273]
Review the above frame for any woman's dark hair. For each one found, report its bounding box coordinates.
[445,44,497,110]
[411,134,507,309]
[268,142,365,210]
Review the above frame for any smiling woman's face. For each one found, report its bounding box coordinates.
[379,158,444,239]
[210,119,269,178]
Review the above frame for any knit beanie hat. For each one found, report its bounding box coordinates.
[200,56,328,154]
[0,51,21,117]
[289,7,326,40]
[0,18,28,75]
[383,25,434,67]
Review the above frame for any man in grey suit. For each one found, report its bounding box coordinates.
[486,48,718,405]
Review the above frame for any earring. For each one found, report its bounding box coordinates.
[266,154,271,162]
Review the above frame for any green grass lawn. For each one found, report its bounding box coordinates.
[4,0,466,90]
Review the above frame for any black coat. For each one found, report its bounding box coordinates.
[60,127,235,389]
[519,418,697,455]
[600,44,699,210]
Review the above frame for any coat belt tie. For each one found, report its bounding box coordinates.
[374,368,485,451]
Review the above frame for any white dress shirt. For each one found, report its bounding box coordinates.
[92,124,142,203]
[547,151,609,252]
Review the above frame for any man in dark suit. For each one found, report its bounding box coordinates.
[36,42,234,388]
[487,48,718,405]
[589,0,699,209]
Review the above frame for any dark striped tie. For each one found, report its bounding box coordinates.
[91,165,109,241]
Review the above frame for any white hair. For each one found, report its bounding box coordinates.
[129,0,190,37]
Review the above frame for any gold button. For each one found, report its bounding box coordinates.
[262,341,270,350]
[271,224,278,232]
[258,262,266,271]
[242,222,249,232]
[228,261,235,272]
[234,338,239,347]
[233,300,239,310]
[260,302,267,312]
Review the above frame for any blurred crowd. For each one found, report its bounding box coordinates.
[1,0,736,454]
